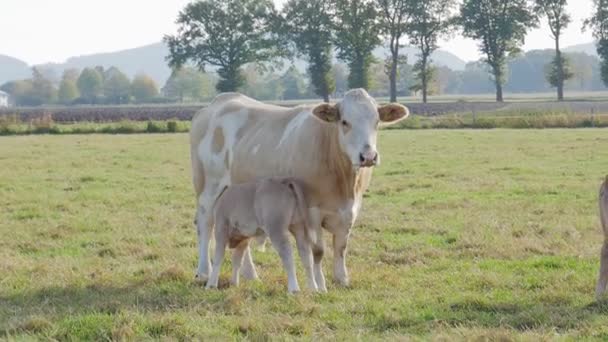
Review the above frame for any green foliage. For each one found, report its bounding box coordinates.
[58,70,80,105]
[283,0,335,102]
[459,0,538,101]
[103,67,132,104]
[241,65,284,101]
[332,0,382,89]
[535,0,570,99]
[77,68,104,102]
[165,0,287,92]
[163,67,216,103]
[131,74,159,103]
[376,0,411,102]
[585,0,608,86]
[545,54,574,88]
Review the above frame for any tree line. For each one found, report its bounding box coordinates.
[165,0,608,103]
[0,66,219,107]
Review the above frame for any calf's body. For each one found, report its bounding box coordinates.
[207,177,321,293]
[597,176,608,298]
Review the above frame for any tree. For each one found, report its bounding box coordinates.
[376,0,411,102]
[407,0,456,103]
[103,67,132,104]
[131,74,159,103]
[164,0,287,92]
[459,0,537,102]
[280,66,306,100]
[332,0,382,89]
[163,67,215,102]
[332,63,349,95]
[241,65,284,101]
[534,0,571,100]
[584,0,608,86]
[58,69,80,104]
[283,0,335,102]
[30,67,57,105]
[77,68,103,103]
[0,80,34,106]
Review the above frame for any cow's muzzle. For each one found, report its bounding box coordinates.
[359,151,378,167]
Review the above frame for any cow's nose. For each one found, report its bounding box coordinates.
[359,151,378,167]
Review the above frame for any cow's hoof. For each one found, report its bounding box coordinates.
[194,273,209,284]
[333,278,350,287]
[241,268,259,281]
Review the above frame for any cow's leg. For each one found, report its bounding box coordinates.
[195,205,213,283]
[332,230,351,286]
[313,229,327,292]
[231,240,249,286]
[240,245,259,280]
[206,221,227,289]
[268,229,300,293]
[597,240,608,299]
[294,228,318,291]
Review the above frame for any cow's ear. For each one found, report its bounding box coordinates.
[378,103,409,124]
[312,103,340,123]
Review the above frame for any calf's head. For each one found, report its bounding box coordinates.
[312,89,409,168]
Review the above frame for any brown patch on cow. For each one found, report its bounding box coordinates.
[212,127,225,153]
[229,233,250,249]
[193,160,206,198]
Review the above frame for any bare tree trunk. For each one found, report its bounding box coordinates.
[496,83,503,102]
[492,63,504,102]
[556,38,564,101]
[421,54,428,104]
[323,92,330,103]
[390,50,398,103]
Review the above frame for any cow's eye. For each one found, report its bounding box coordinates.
[341,120,349,127]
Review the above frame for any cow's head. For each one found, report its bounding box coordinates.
[312,89,409,168]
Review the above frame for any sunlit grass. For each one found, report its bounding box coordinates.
[1,130,608,339]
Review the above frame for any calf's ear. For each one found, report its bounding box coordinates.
[378,103,409,124]
[312,103,340,123]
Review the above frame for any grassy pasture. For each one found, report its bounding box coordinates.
[1,130,608,340]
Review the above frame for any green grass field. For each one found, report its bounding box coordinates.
[1,130,608,340]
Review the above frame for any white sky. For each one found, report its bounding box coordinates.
[0,0,595,66]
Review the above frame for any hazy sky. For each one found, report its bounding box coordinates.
[0,0,595,66]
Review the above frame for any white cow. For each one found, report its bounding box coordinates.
[190,89,409,289]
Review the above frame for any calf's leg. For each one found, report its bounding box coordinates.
[268,229,300,293]
[294,228,318,291]
[231,240,249,286]
[240,245,259,280]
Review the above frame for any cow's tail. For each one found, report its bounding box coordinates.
[286,180,322,256]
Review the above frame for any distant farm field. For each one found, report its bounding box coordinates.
[1,130,608,340]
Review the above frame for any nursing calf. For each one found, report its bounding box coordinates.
[206,177,322,293]
[596,176,608,299]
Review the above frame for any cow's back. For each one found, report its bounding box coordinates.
[190,93,296,199]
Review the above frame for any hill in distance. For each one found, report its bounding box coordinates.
[564,42,597,57]
[1,40,597,87]
[0,55,31,85]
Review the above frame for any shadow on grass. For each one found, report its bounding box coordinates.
[438,298,608,332]
[3,280,608,336]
